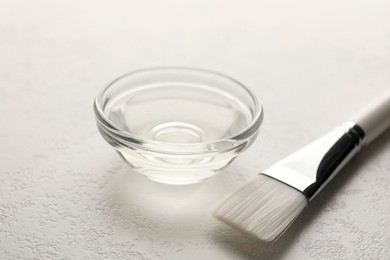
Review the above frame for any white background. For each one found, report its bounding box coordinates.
[1,0,389,259]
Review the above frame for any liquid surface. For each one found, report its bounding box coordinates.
[107,84,253,143]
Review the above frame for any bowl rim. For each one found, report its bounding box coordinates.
[94,67,263,152]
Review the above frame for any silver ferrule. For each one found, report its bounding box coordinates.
[262,122,365,200]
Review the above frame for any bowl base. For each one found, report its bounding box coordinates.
[146,121,206,143]
[146,176,205,185]
[117,148,238,185]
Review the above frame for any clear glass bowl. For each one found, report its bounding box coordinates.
[94,68,263,185]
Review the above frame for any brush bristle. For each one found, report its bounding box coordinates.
[213,174,308,242]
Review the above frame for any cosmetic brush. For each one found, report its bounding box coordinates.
[214,91,390,242]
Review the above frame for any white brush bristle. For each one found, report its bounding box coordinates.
[214,174,308,242]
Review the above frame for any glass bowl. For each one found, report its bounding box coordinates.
[94,68,263,185]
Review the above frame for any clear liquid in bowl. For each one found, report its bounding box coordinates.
[107,84,253,144]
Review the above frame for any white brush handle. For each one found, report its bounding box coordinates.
[350,91,390,145]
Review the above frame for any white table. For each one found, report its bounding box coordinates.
[1,0,389,259]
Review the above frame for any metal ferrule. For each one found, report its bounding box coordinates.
[262,122,365,200]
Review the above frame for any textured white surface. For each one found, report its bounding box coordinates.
[1,0,390,259]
